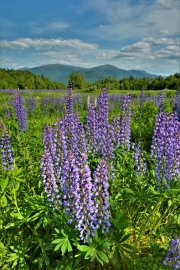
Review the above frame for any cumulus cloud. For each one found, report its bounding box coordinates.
[0,38,98,50]
[155,46,180,60]
[150,29,180,36]
[95,42,152,60]
[142,37,179,46]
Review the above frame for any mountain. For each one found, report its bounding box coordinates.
[25,64,160,84]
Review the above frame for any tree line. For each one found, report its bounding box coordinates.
[69,72,180,91]
[0,68,179,90]
[0,69,66,90]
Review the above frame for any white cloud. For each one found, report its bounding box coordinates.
[0,38,98,50]
[95,42,152,60]
[156,0,179,9]
[155,46,180,60]
[142,37,179,46]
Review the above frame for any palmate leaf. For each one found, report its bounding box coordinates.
[52,237,73,254]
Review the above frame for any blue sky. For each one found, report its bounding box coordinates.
[0,0,179,76]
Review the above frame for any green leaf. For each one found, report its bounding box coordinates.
[0,177,9,192]
[54,243,62,252]
[52,238,65,244]
[97,251,109,263]
[61,241,68,255]
[1,194,7,207]
[77,245,92,252]
[55,228,60,233]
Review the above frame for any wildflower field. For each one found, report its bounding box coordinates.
[0,86,180,270]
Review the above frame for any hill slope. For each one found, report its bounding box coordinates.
[26,64,159,84]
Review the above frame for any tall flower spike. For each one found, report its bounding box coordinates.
[0,120,14,171]
[93,159,111,233]
[40,149,61,209]
[120,94,131,151]
[74,153,98,242]
[158,89,165,113]
[163,235,180,270]
[13,90,28,131]
[151,112,180,190]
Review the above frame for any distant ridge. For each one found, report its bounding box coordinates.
[24,64,161,84]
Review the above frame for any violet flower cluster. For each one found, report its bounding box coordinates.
[27,96,36,112]
[120,94,131,151]
[40,149,61,209]
[40,85,112,241]
[92,159,111,233]
[158,89,165,113]
[173,87,180,121]
[86,103,99,155]
[0,120,14,171]
[151,112,180,189]
[132,142,147,176]
[163,235,180,270]
[13,90,28,131]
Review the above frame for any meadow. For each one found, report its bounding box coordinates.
[0,87,180,270]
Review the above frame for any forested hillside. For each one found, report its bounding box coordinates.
[0,68,179,91]
[0,69,66,90]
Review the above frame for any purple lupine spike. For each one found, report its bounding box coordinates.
[86,103,99,154]
[151,112,180,189]
[40,149,61,209]
[101,123,114,161]
[120,94,131,151]
[132,142,147,176]
[158,89,165,113]
[12,90,28,131]
[93,159,111,233]
[75,122,87,157]
[27,96,36,112]
[163,235,180,270]
[52,119,68,180]
[96,88,109,143]
[73,153,98,242]
[5,108,11,118]
[173,87,180,121]
[60,151,78,221]
[112,116,121,147]
[0,120,14,171]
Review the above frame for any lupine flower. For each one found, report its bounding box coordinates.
[173,87,180,121]
[97,88,109,143]
[101,124,114,161]
[92,159,111,233]
[158,89,165,113]
[40,149,61,209]
[151,112,180,189]
[5,108,11,118]
[132,142,147,176]
[73,153,98,242]
[0,121,14,171]
[86,103,99,154]
[60,152,78,221]
[27,96,36,112]
[13,90,28,131]
[120,94,131,150]
[112,116,121,146]
[163,235,180,270]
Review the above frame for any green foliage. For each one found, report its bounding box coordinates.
[69,72,87,89]
[0,68,66,90]
[0,90,180,269]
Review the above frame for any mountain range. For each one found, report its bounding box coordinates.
[22,64,161,84]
